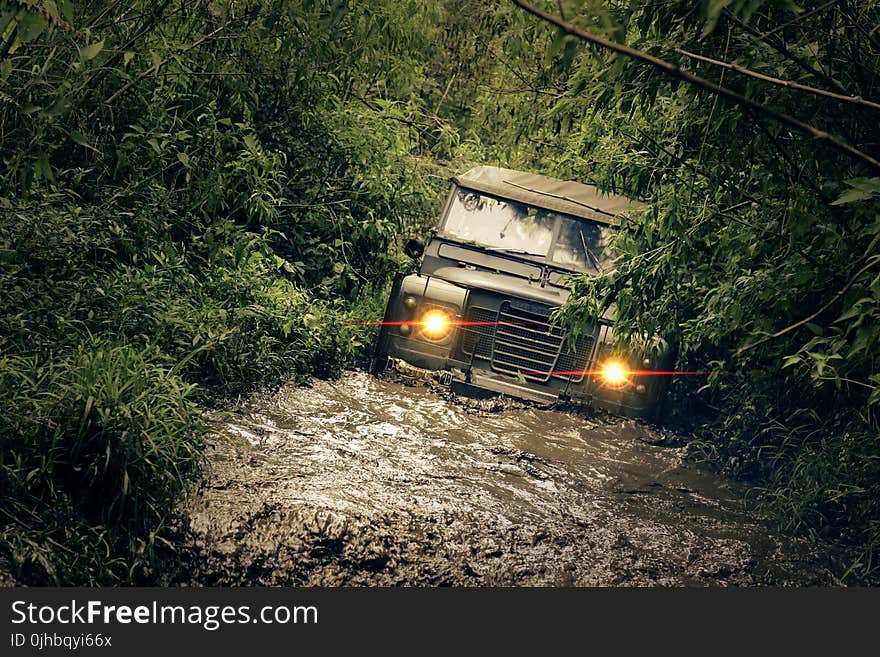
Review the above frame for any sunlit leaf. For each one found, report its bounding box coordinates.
[78,39,104,62]
[59,0,74,23]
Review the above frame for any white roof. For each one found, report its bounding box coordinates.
[453,166,644,225]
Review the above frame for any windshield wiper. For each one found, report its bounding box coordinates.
[486,246,546,257]
[579,230,603,273]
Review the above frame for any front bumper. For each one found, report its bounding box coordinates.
[384,356,560,405]
[380,350,666,421]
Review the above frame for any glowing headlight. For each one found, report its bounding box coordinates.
[420,309,452,340]
[600,360,629,386]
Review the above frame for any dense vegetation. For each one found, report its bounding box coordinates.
[0,0,448,584]
[508,0,880,582]
[2,0,879,584]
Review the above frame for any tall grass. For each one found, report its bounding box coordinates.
[681,369,880,583]
[0,199,366,584]
[0,345,203,584]
[0,0,448,584]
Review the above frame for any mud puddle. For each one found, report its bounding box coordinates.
[177,371,838,586]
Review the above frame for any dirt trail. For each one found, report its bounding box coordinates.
[179,371,837,586]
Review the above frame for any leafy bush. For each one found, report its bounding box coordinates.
[0,0,445,584]
[491,0,880,582]
[0,194,357,583]
[0,343,203,584]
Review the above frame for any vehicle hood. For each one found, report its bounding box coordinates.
[429,266,571,307]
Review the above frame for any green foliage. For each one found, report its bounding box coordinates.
[481,0,880,581]
[7,0,876,585]
[0,0,448,584]
[0,343,203,584]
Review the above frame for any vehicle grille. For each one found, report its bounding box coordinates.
[460,301,594,383]
[555,334,596,383]
[492,301,563,382]
[460,307,496,358]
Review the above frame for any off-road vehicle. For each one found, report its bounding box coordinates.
[372,166,672,419]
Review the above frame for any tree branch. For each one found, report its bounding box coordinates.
[676,47,880,112]
[510,0,880,175]
[103,23,229,105]
[736,255,880,355]
[723,9,853,96]
[757,0,842,39]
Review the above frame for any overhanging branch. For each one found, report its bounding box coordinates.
[676,47,880,113]
[510,0,880,175]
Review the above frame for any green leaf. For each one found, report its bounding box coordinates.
[548,28,569,58]
[34,152,55,183]
[570,77,588,96]
[847,327,874,358]
[558,39,578,73]
[243,134,258,151]
[79,39,104,62]
[831,188,873,205]
[16,13,47,43]
[43,94,71,118]
[69,130,101,153]
[0,10,17,37]
[42,1,61,24]
[835,298,872,324]
[176,151,190,167]
[59,0,74,23]
[123,51,135,66]
[701,0,732,38]
[831,177,880,205]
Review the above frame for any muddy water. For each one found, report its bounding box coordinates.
[181,371,836,586]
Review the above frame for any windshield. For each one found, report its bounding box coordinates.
[442,188,615,272]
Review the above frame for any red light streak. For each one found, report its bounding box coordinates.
[346,321,715,378]
[528,370,712,377]
[346,320,539,326]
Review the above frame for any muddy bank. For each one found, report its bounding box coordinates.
[176,371,839,586]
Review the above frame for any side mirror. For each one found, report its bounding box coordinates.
[404,238,425,260]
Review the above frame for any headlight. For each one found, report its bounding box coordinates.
[419,309,453,340]
[599,359,629,386]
